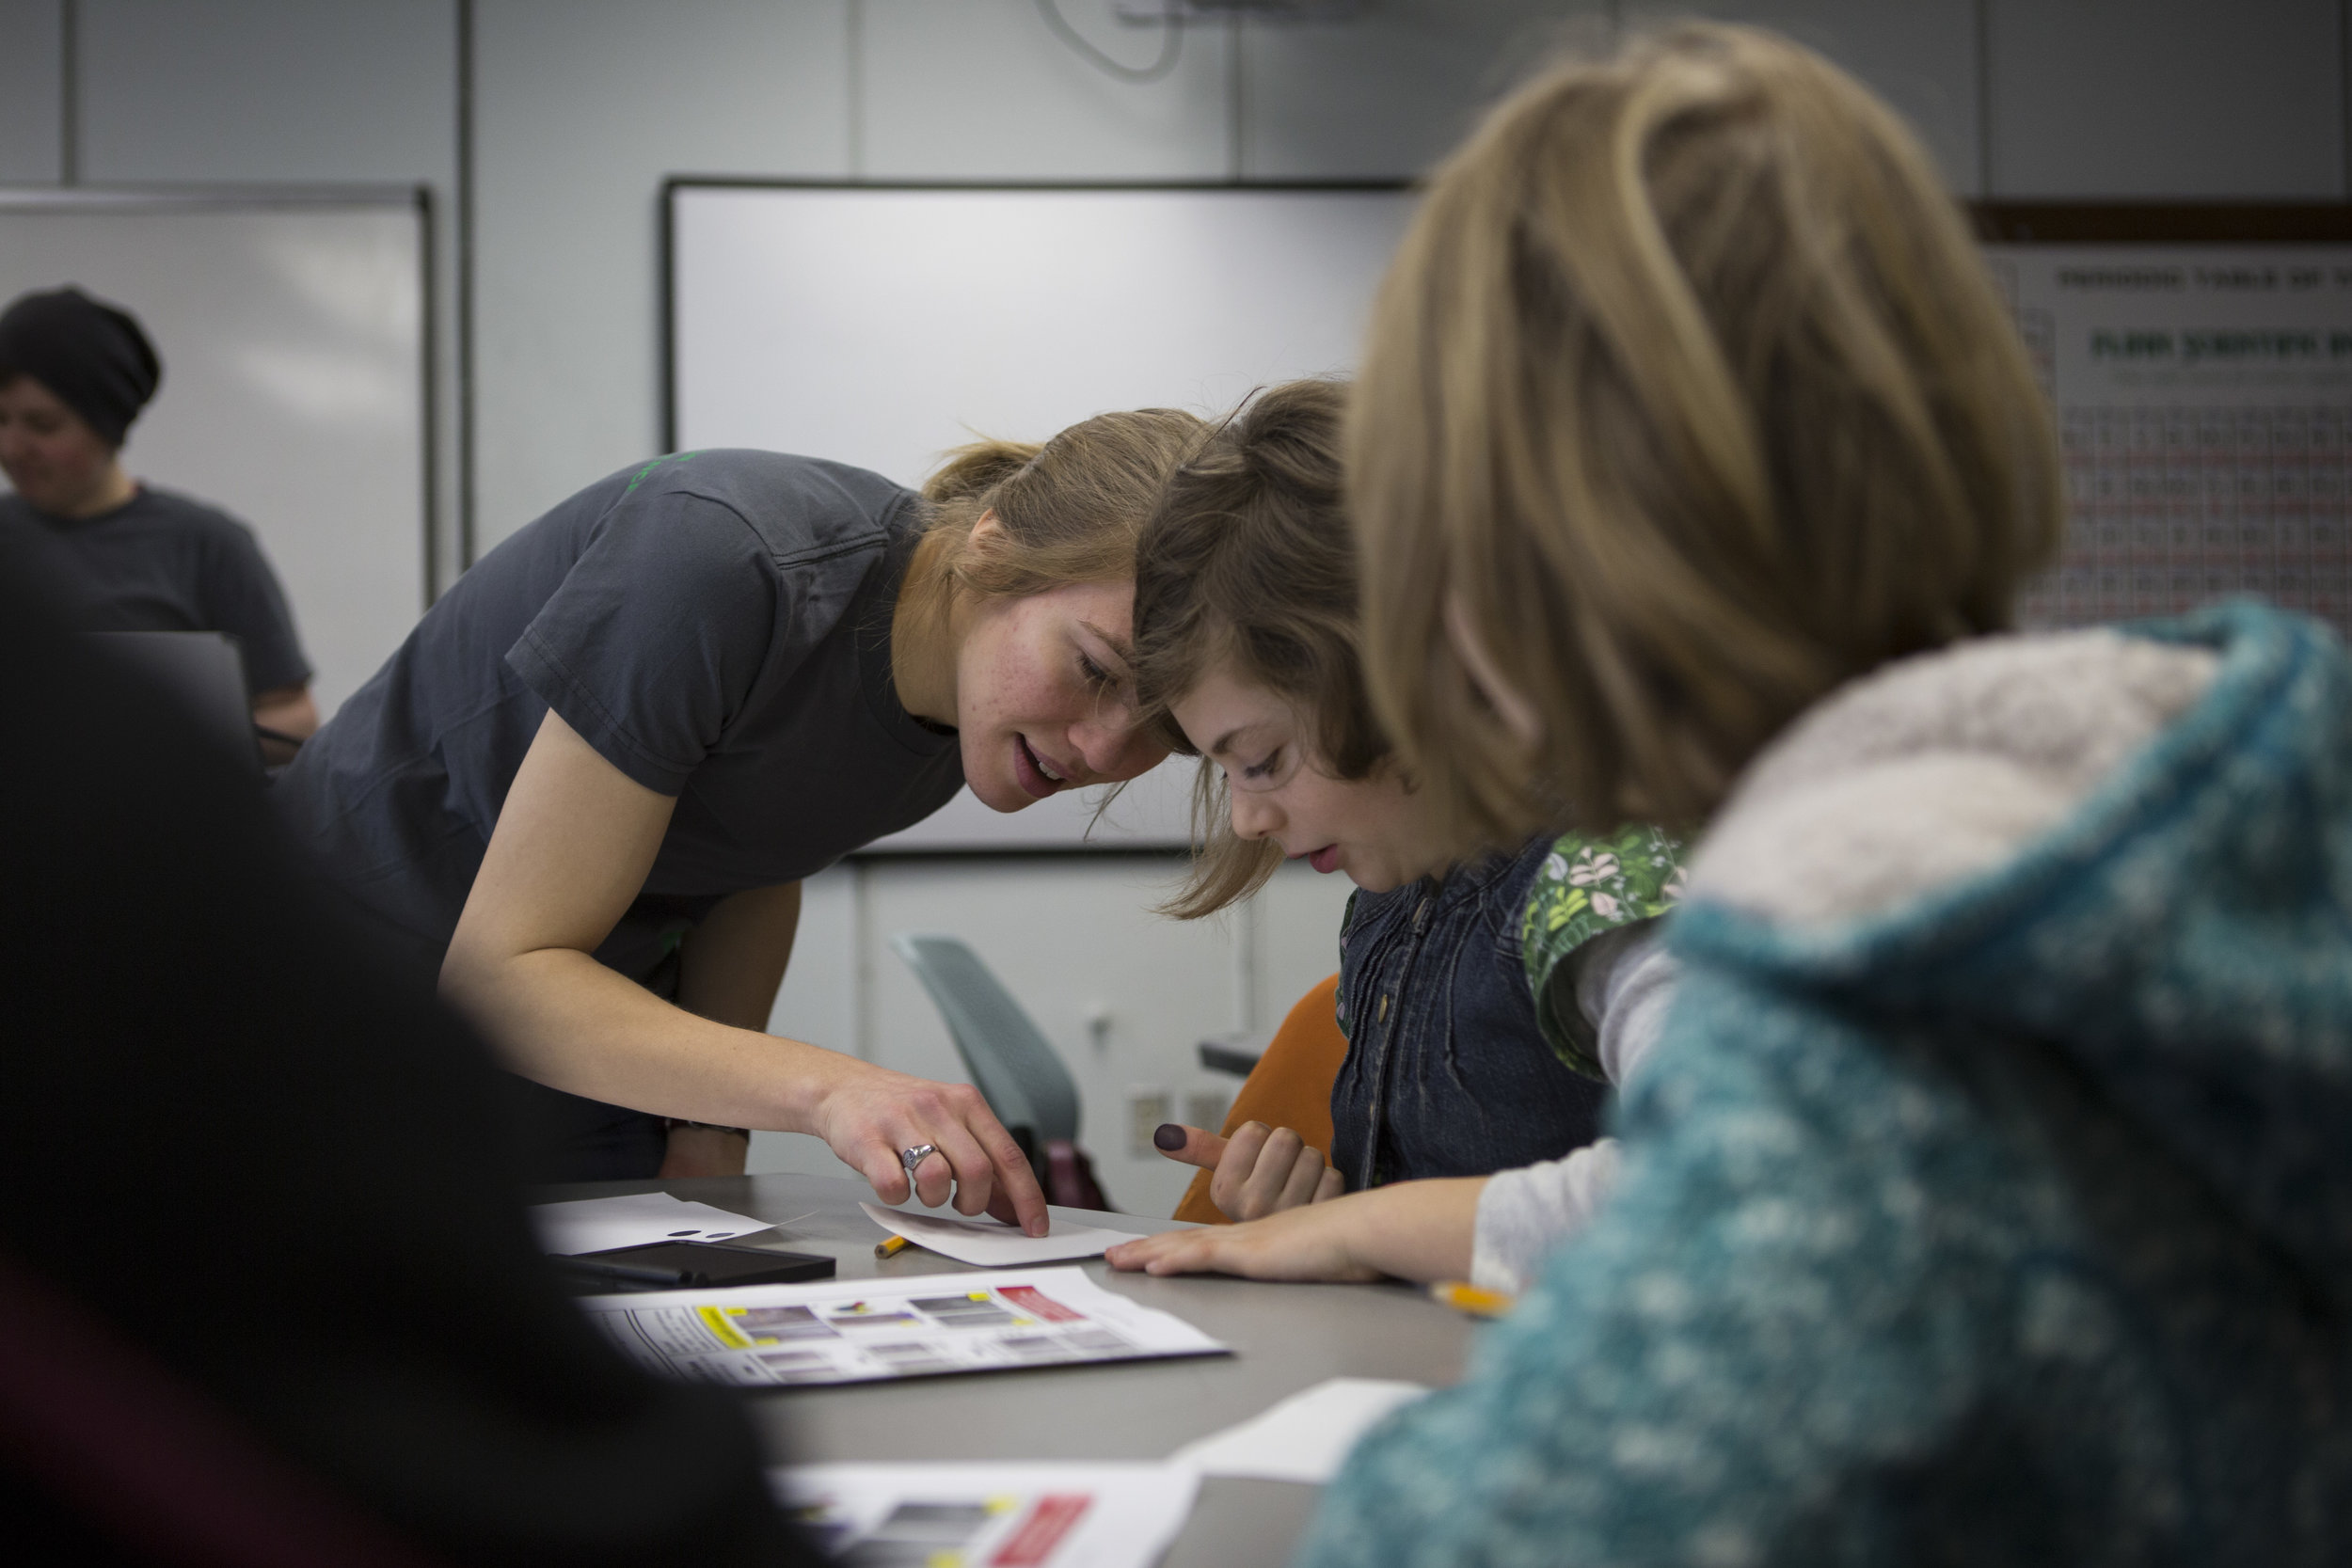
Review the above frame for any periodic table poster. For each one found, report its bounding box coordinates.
[1979,209,2352,638]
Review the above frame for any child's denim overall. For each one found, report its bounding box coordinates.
[1329,834,1609,1190]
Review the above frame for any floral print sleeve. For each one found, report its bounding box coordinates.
[1521,825,1687,1076]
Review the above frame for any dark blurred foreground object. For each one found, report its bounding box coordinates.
[0,537,807,1564]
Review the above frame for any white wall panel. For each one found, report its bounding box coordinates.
[1247,2,1977,189]
[862,0,1228,179]
[77,0,453,183]
[1240,0,1600,181]
[470,0,850,549]
[0,0,62,183]
[73,0,460,596]
[1987,0,2344,198]
[1643,0,1980,193]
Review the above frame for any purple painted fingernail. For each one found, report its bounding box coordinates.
[1153,1123,1186,1151]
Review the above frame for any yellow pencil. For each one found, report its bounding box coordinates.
[874,1234,909,1259]
[1428,1280,1515,1317]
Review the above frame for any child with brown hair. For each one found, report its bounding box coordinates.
[1304,22,2352,1564]
[1104,377,1683,1291]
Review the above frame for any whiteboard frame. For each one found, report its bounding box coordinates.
[0,183,439,612]
[660,177,1408,855]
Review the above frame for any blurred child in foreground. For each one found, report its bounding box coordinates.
[1303,23,2352,1566]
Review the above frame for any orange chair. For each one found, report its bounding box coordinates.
[1173,974,1349,1225]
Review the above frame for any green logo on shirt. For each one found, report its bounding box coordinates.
[622,451,704,499]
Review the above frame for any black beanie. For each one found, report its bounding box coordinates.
[0,287,163,447]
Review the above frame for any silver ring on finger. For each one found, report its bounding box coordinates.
[899,1143,939,1178]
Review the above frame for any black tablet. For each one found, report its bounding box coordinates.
[555,1240,835,1291]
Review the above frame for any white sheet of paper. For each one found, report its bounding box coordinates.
[771,1462,1198,1568]
[1169,1377,1433,1484]
[530,1191,771,1256]
[581,1265,1227,1389]
[860,1201,1144,1266]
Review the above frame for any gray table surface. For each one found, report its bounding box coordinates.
[543,1171,1473,1568]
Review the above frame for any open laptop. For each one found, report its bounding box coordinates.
[97,630,259,779]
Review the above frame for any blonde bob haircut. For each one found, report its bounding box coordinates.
[1350,24,2061,850]
[894,406,1210,700]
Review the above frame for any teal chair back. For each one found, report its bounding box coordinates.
[889,932,1081,1148]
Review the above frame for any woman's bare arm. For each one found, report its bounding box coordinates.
[251,683,318,739]
[252,684,318,767]
[441,709,1048,1230]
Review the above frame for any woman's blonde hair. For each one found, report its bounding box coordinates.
[893,407,1209,699]
[1130,379,1387,918]
[1351,23,2062,849]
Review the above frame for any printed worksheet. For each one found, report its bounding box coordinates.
[580,1266,1226,1388]
[1169,1377,1432,1484]
[772,1463,1198,1568]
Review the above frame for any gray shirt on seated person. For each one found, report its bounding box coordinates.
[1,484,311,694]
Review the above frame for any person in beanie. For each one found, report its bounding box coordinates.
[0,286,316,754]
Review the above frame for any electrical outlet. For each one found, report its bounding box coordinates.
[1127,1086,1172,1158]
[1184,1089,1231,1135]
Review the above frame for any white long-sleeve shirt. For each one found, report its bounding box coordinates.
[1470,924,1677,1292]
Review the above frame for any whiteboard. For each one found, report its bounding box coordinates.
[667,181,1416,850]
[0,188,429,718]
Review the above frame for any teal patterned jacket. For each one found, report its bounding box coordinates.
[1300,603,2352,1566]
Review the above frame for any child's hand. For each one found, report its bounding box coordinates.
[1152,1120,1345,1221]
[1104,1197,1382,1282]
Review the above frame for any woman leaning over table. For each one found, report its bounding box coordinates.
[275,414,1200,1226]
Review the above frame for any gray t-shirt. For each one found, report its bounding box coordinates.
[0,485,312,693]
[273,449,963,981]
